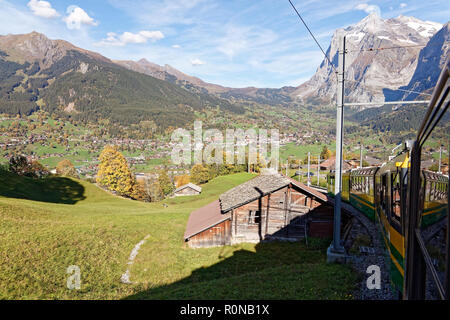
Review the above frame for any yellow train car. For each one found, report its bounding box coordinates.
[349,167,378,221]
[374,150,409,294]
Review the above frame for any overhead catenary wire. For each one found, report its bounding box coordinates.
[288,0,337,73]
[346,44,428,53]
[343,78,433,98]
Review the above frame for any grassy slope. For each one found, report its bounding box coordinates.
[0,171,357,299]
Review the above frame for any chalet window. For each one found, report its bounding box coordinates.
[248,210,261,224]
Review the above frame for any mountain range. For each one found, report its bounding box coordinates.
[0,32,244,129]
[114,13,449,106]
[294,13,447,104]
[0,13,448,128]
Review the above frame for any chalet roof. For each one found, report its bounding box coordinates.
[219,173,290,212]
[320,156,352,170]
[184,200,229,240]
[174,183,202,193]
[219,173,328,212]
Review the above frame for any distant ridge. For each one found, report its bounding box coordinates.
[0,31,244,129]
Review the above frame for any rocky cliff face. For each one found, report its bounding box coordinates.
[384,22,450,101]
[292,13,443,105]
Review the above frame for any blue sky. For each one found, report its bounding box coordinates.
[0,0,449,88]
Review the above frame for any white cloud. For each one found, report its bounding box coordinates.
[172,44,181,49]
[96,30,164,46]
[63,5,98,30]
[191,58,205,66]
[27,0,59,18]
[354,3,381,15]
[400,3,408,8]
[216,25,278,59]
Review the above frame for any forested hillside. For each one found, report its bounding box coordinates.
[0,34,244,130]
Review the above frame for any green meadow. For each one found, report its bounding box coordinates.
[0,170,357,299]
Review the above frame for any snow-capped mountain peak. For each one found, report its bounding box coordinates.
[395,15,443,38]
[292,14,446,106]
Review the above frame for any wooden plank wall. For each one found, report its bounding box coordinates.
[187,219,231,248]
[231,184,322,244]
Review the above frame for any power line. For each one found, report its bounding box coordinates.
[343,77,433,97]
[395,88,432,96]
[288,0,337,73]
[347,44,427,53]
[345,79,431,96]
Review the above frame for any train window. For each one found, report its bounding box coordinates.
[425,181,431,202]
[369,176,374,196]
[365,176,370,194]
[391,173,401,224]
[381,174,387,210]
[430,182,435,201]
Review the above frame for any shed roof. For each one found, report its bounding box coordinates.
[175,183,202,193]
[184,200,229,240]
[219,173,328,212]
[320,156,352,170]
[219,173,290,212]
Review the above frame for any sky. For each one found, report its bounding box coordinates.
[0,0,449,88]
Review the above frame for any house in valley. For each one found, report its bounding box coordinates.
[320,156,352,171]
[174,183,202,196]
[184,171,340,248]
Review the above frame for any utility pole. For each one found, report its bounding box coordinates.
[360,144,363,168]
[317,154,320,186]
[307,152,311,186]
[328,33,346,262]
[286,160,288,176]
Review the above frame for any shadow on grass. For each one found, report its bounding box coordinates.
[0,170,86,204]
[124,238,355,300]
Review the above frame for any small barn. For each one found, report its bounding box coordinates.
[184,172,340,248]
[174,183,202,196]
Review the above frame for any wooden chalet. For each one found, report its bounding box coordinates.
[184,172,339,248]
[174,183,202,196]
[320,156,352,171]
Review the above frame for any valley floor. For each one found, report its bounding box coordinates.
[0,172,357,299]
